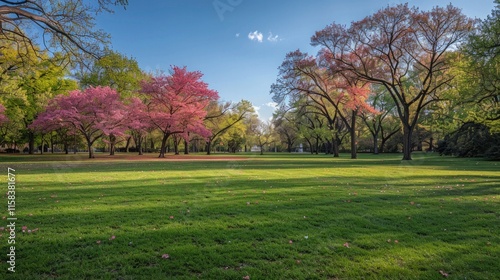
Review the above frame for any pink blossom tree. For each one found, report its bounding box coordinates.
[141,66,219,158]
[272,50,377,159]
[31,86,127,158]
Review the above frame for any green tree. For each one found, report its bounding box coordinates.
[204,100,253,154]
[77,50,145,98]
[0,0,127,65]
[463,0,500,132]
[1,42,77,153]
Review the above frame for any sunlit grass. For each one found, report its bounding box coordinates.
[0,152,498,279]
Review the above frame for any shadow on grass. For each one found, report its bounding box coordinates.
[0,153,498,279]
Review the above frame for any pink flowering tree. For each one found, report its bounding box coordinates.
[141,66,219,158]
[31,86,127,158]
[272,50,377,159]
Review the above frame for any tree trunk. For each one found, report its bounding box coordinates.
[50,137,55,154]
[159,134,169,158]
[109,134,116,156]
[287,139,293,153]
[137,135,143,155]
[174,138,179,155]
[28,131,35,154]
[125,136,131,153]
[350,112,357,159]
[206,140,212,155]
[87,140,94,159]
[332,136,339,157]
[373,134,379,154]
[184,139,189,155]
[402,124,413,160]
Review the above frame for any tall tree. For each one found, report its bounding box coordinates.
[77,50,145,98]
[463,0,500,132]
[272,50,375,159]
[141,66,219,158]
[0,41,77,153]
[0,0,127,65]
[31,86,127,158]
[311,4,475,160]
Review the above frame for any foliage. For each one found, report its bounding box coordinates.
[310,4,475,160]
[462,0,500,132]
[140,66,219,157]
[0,40,78,152]
[30,86,128,158]
[204,100,253,154]
[77,50,145,98]
[271,50,376,159]
[0,0,127,65]
[437,122,500,160]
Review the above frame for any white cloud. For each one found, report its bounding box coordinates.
[235,33,240,38]
[253,105,261,117]
[267,32,280,42]
[265,102,278,109]
[248,31,263,43]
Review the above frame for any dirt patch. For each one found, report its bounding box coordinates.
[91,153,249,161]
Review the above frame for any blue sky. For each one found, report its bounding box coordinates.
[96,0,496,120]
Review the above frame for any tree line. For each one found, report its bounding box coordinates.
[0,1,498,159]
[270,2,499,160]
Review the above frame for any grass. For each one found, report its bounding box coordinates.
[0,152,498,279]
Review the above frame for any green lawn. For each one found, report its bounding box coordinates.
[0,152,498,279]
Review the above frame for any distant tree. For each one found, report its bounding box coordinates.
[204,100,253,155]
[251,120,274,155]
[311,4,475,160]
[140,66,219,158]
[272,50,376,159]
[31,86,127,158]
[360,85,400,154]
[272,106,300,153]
[0,0,128,65]
[77,50,145,98]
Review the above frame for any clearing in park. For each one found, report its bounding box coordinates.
[0,152,498,279]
